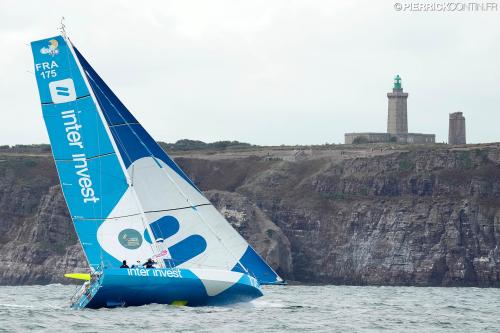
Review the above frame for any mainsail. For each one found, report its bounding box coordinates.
[31,35,282,284]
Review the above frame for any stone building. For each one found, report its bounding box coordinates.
[448,112,466,145]
[344,132,435,145]
[344,75,435,145]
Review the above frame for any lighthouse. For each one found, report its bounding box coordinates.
[387,75,409,135]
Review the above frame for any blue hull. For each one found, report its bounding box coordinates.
[71,268,263,309]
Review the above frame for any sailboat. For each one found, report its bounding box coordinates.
[30,34,283,309]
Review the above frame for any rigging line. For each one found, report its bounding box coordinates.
[86,74,249,273]
[55,151,115,162]
[83,72,175,254]
[96,95,246,273]
[86,73,193,260]
[94,88,104,265]
[145,203,212,214]
[64,37,106,270]
[76,203,213,221]
[41,94,90,105]
[60,35,98,272]
[88,76,160,261]
[68,40,159,266]
[84,73,162,173]
[59,17,67,39]
[69,42,130,182]
[109,122,140,128]
[86,80,161,265]
[88,151,114,161]
[83,73,135,169]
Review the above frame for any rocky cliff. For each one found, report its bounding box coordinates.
[0,143,499,286]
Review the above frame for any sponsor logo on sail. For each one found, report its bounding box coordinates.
[40,39,59,56]
[118,229,143,250]
[49,78,76,103]
[152,249,171,260]
[60,109,101,204]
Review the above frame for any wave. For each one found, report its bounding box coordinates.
[0,303,35,309]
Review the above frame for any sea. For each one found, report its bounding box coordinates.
[0,284,499,332]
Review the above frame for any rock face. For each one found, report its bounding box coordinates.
[0,144,499,286]
[205,190,293,280]
[0,156,87,284]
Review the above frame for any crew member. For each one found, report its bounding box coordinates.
[143,258,156,268]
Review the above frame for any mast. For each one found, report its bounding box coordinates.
[64,35,165,268]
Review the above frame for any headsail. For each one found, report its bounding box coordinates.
[31,35,282,284]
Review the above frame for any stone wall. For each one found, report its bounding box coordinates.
[345,132,435,144]
[345,133,390,144]
[395,133,436,144]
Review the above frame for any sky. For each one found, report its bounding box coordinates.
[1,0,499,145]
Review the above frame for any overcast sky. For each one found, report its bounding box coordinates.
[1,0,499,145]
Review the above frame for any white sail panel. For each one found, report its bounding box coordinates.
[128,157,210,212]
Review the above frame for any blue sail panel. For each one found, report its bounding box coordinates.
[31,36,130,268]
[55,154,128,219]
[72,47,137,126]
[233,246,282,284]
[74,218,122,270]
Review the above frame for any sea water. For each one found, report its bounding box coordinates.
[0,284,499,332]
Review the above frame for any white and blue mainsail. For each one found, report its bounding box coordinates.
[31,35,282,285]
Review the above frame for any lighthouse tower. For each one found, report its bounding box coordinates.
[387,75,408,134]
[344,75,435,145]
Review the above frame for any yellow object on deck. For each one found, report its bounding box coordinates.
[64,273,91,281]
[171,300,188,306]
